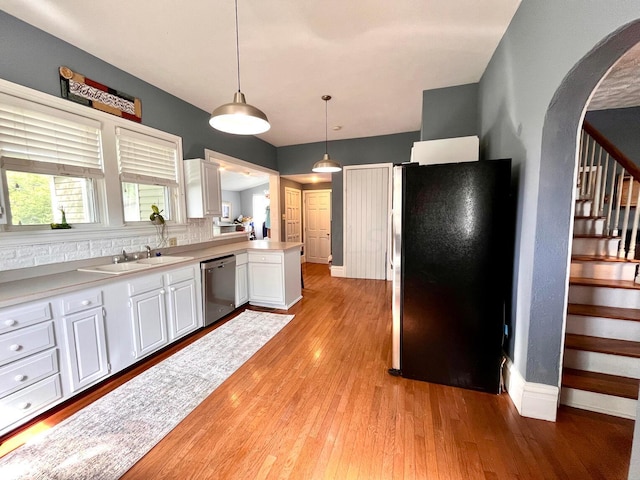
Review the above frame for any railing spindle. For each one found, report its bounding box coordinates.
[599,149,609,218]
[628,187,640,260]
[618,175,633,258]
[593,145,603,220]
[613,169,625,237]
[580,132,589,199]
[605,157,615,235]
[587,136,597,198]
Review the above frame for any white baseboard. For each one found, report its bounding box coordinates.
[504,358,559,422]
[330,265,345,277]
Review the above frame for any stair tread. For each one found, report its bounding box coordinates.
[565,333,640,358]
[574,215,606,220]
[571,255,640,264]
[562,368,639,399]
[569,276,640,290]
[568,303,640,322]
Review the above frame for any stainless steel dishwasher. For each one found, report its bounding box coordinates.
[201,254,236,326]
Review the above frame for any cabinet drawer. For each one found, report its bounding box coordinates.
[248,252,283,264]
[166,266,197,285]
[0,349,58,398]
[62,290,103,315]
[236,252,248,266]
[128,273,164,296]
[0,322,56,367]
[0,302,52,334]
[0,374,62,432]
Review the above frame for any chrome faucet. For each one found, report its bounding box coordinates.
[122,249,129,261]
[145,245,152,258]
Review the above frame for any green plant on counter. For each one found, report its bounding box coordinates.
[150,204,167,247]
[50,206,71,229]
[149,204,165,224]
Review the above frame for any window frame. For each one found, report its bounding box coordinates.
[0,78,186,238]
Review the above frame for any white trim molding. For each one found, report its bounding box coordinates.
[504,357,559,422]
[330,265,345,277]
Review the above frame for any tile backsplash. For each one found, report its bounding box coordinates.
[0,219,213,272]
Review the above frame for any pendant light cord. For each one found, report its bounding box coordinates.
[235,0,241,93]
[325,98,328,154]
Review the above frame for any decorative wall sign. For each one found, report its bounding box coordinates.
[59,66,142,122]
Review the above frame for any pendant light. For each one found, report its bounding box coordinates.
[209,0,270,135]
[312,95,342,173]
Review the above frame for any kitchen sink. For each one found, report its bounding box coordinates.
[78,255,194,275]
[136,255,194,265]
[78,262,151,275]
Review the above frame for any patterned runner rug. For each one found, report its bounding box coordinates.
[0,310,294,480]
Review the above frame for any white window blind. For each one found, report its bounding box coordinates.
[0,94,103,177]
[116,127,178,186]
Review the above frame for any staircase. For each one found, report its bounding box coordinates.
[560,124,640,419]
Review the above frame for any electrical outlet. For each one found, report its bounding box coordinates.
[168,237,177,247]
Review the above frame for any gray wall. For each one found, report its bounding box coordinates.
[239,182,270,226]
[586,107,640,167]
[278,132,419,265]
[0,11,277,169]
[221,190,241,220]
[421,83,479,140]
[479,0,640,389]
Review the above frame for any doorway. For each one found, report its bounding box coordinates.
[303,189,331,264]
[343,164,393,279]
[284,187,302,243]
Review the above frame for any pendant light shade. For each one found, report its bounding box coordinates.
[312,95,341,173]
[209,0,270,135]
[209,92,270,135]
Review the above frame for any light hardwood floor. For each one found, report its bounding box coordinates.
[1,263,634,479]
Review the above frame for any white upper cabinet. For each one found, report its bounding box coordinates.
[184,158,222,217]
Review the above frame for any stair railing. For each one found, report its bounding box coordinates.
[580,121,640,260]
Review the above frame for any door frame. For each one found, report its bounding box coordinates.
[284,186,302,244]
[342,163,394,280]
[303,189,332,264]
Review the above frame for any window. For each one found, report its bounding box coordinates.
[0,95,103,227]
[116,127,179,223]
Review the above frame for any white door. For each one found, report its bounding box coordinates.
[284,187,302,243]
[304,190,331,264]
[344,164,392,279]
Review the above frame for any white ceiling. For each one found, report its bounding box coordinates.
[0,0,522,148]
[588,42,640,111]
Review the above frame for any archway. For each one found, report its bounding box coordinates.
[536,20,640,412]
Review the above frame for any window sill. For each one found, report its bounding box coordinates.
[0,223,189,246]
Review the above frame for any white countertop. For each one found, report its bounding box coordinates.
[0,240,302,309]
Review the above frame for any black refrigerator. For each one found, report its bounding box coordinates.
[390,159,511,394]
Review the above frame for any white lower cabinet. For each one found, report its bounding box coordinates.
[165,267,199,340]
[60,289,109,393]
[235,252,249,306]
[128,265,199,359]
[129,283,169,359]
[0,300,62,435]
[247,249,302,309]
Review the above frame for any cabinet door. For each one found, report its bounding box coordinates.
[235,263,249,306]
[203,161,222,216]
[166,279,199,340]
[62,308,109,392]
[130,289,168,358]
[248,263,284,304]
